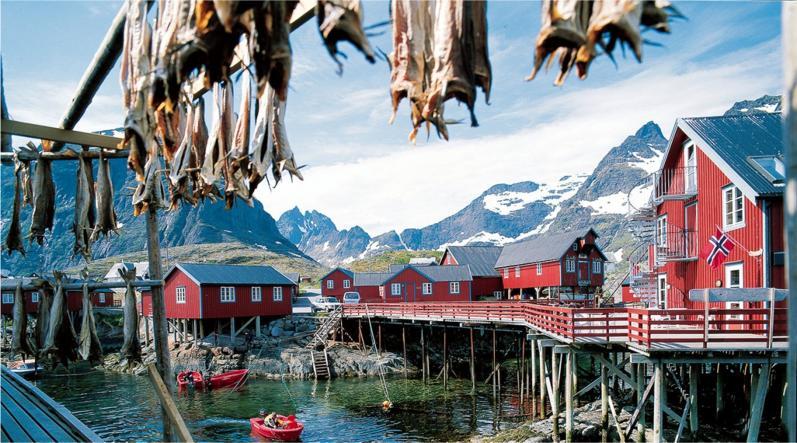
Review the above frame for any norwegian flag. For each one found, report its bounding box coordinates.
[699,228,735,269]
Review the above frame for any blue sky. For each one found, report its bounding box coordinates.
[1,1,784,235]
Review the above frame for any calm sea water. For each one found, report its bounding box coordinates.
[35,372,529,441]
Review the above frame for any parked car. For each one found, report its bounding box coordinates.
[315,296,341,312]
[343,292,361,304]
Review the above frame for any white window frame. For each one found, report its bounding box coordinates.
[722,185,745,230]
[565,258,575,273]
[503,268,509,278]
[98,293,106,304]
[572,243,578,252]
[176,286,186,304]
[391,283,402,296]
[326,279,334,289]
[684,140,697,193]
[422,282,432,295]
[343,279,351,289]
[724,262,744,322]
[449,282,460,294]
[493,291,503,298]
[273,287,283,302]
[514,266,520,278]
[592,260,602,274]
[657,274,667,309]
[220,286,236,303]
[536,263,542,275]
[656,215,668,246]
[31,292,39,303]
[1,293,12,304]
[251,286,262,302]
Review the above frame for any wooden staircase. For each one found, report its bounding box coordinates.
[311,349,331,379]
[305,306,342,350]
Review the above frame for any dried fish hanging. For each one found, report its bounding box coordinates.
[73,153,96,259]
[168,102,198,210]
[78,281,103,365]
[316,0,377,74]
[5,157,26,256]
[119,267,141,363]
[29,155,56,245]
[34,287,52,351]
[11,282,35,358]
[92,150,119,239]
[41,271,78,367]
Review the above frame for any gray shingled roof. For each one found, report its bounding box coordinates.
[319,267,354,281]
[678,113,784,197]
[388,263,435,273]
[387,265,472,282]
[495,229,603,268]
[282,272,300,284]
[353,272,393,286]
[170,263,295,286]
[445,245,502,277]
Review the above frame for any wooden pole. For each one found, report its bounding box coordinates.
[716,364,725,420]
[539,342,546,418]
[421,326,427,383]
[146,208,175,441]
[193,319,197,344]
[552,348,560,443]
[521,338,526,403]
[653,362,663,443]
[748,364,771,443]
[378,323,382,353]
[443,325,448,390]
[230,317,236,341]
[470,328,476,393]
[255,316,261,338]
[565,350,574,443]
[531,338,537,418]
[637,363,646,440]
[689,364,699,435]
[147,364,193,443]
[783,6,797,441]
[402,325,408,378]
[492,327,497,397]
[601,360,609,443]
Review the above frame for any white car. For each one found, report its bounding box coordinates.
[314,296,341,312]
[343,292,361,304]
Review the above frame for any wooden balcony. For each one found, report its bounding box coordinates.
[652,166,697,203]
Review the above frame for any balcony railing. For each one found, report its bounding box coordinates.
[655,227,699,261]
[652,166,697,202]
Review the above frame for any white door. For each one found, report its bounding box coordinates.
[724,263,744,329]
[657,274,667,309]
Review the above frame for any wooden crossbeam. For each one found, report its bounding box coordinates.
[674,399,691,443]
[594,354,636,391]
[146,364,194,442]
[625,375,656,440]
[1,119,122,150]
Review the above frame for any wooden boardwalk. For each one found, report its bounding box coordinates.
[1,366,101,442]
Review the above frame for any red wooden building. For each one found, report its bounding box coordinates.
[495,228,607,300]
[320,267,354,300]
[352,272,392,302]
[1,277,113,315]
[440,245,503,299]
[381,265,473,303]
[139,263,296,340]
[649,113,786,310]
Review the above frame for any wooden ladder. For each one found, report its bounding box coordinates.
[305,306,343,350]
[310,349,331,379]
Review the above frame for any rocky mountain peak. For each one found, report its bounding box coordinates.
[724,95,782,116]
[634,121,664,140]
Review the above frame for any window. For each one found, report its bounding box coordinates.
[422,283,432,295]
[98,293,106,304]
[503,268,509,278]
[176,286,186,304]
[572,243,578,252]
[449,282,460,294]
[657,274,667,308]
[656,215,668,246]
[592,260,602,274]
[749,156,785,185]
[724,263,744,322]
[326,279,334,289]
[684,140,697,193]
[493,291,503,298]
[565,258,575,273]
[273,287,283,302]
[251,287,262,302]
[391,283,402,296]
[379,286,385,298]
[723,185,745,229]
[220,286,235,303]
[2,293,13,304]
[514,266,520,277]
[536,263,542,275]
[343,279,351,289]
[31,292,39,303]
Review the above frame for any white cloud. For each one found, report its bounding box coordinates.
[261,37,781,234]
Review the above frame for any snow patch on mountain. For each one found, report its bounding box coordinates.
[627,147,663,174]
[439,231,515,249]
[482,175,586,216]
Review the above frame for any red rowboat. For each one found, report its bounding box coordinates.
[177,369,249,390]
[250,415,304,441]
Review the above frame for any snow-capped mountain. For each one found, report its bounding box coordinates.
[276,208,371,265]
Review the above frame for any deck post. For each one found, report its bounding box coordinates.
[145,316,151,346]
[552,346,560,443]
[601,360,609,443]
[443,325,448,390]
[193,319,197,344]
[520,337,526,402]
[493,327,497,397]
[470,327,476,393]
[402,325,408,378]
[421,326,427,383]
[637,363,646,441]
[230,317,236,341]
[199,321,204,341]
[689,364,699,435]
[255,316,261,338]
[539,341,546,418]
[378,323,382,353]
[653,362,664,443]
[747,364,771,442]
[531,337,537,417]
[716,364,725,419]
[565,349,574,443]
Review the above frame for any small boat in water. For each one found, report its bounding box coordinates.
[250,415,304,441]
[7,360,43,378]
[177,369,249,391]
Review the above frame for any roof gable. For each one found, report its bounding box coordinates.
[167,263,295,286]
[445,245,502,277]
[386,265,473,283]
[495,229,601,268]
[319,267,354,281]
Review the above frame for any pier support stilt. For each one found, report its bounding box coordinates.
[230,317,235,342]
[421,326,427,383]
[402,326,408,378]
[531,337,537,418]
[653,362,664,443]
[637,363,646,441]
[601,360,609,443]
[689,364,699,435]
[521,338,526,404]
[193,319,197,344]
[470,328,476,393]
[747,364,770,443]
[493,327,497,397]
[443,326,448,390]
[378,324,382,353]
[255,316,261,338]
[539,341,546,418]
[552,347,560,443]
[565,349,574,443]
[199,321,204,342]
[716,364,725,420]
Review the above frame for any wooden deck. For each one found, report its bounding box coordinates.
[342,301,789,352]
[1,366,101,442]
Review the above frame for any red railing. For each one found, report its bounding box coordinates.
[627,307,789,349]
